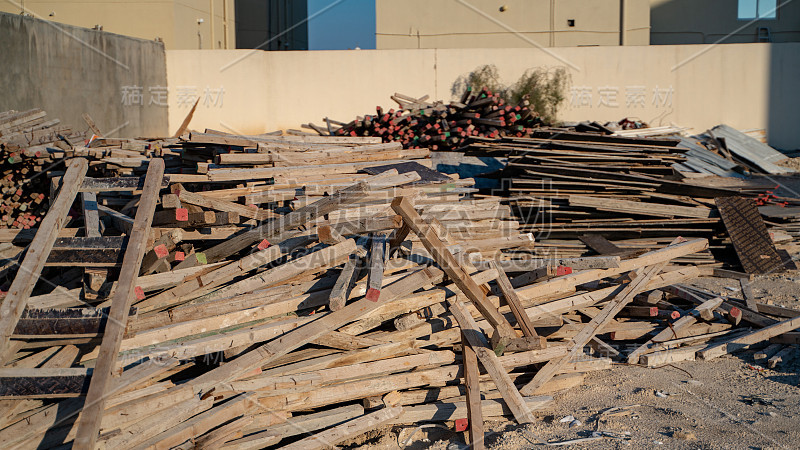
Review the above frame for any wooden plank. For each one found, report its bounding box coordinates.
[469,255,621,272]
[77,176,170,192]
[462,332,484,449]
[173,98,199,137]
[0,158,88,357]
[490,261,541,344]
[569,195,715,218]
[280,406,403,450]
[392,196,517,347]
[73,158,165,449]
[329,255,359,311]
[579,234,623,255]
[12,306,135,338]
[739,279,758,310]
[449,300,535,424]
[515,239,708,303]
[365,233,387,301]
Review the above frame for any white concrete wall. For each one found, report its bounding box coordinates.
[166,43,800,149]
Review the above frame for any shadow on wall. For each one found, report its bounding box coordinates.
[768,43,800,152]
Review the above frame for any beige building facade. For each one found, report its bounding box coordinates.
[650,0,800,44]
[376,0,650,49]
[0,0,235,50]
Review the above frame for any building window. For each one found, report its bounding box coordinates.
[738,0,778,19]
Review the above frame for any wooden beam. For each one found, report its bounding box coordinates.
[172,184,274,221]
[490,260,542,344]
[392,196,517,348]
[389,395,551,425]
[449,300,535,424]
[462,332,484,449]
[0,158,88,357]
[81,191,108,299]
[81,112,103,136]
[73,158,165,448]
[365,233,387,301]
[329,254,359,311]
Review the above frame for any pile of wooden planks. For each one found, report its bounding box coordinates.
[0,148,798,449]
[0,104,798,448]
[455,131,800,272]
[0,109,88,228]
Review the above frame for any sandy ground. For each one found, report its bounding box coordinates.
[348,273,800,449]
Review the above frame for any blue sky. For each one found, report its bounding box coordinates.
[307,0,376,50]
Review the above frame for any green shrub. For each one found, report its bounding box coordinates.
[451,64,571,125]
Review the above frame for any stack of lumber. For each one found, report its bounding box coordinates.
[0,108,85,152]
[2,153,800,449]
[0,109,89,228]
[323,89,546,150]
[455,130,800,271]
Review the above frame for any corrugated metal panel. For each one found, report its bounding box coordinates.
[711,124,794,174]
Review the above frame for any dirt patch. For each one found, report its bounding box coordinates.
[352,356,799,449]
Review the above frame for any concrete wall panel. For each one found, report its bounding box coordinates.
[167,43,800,149]
[0,12,169,138]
